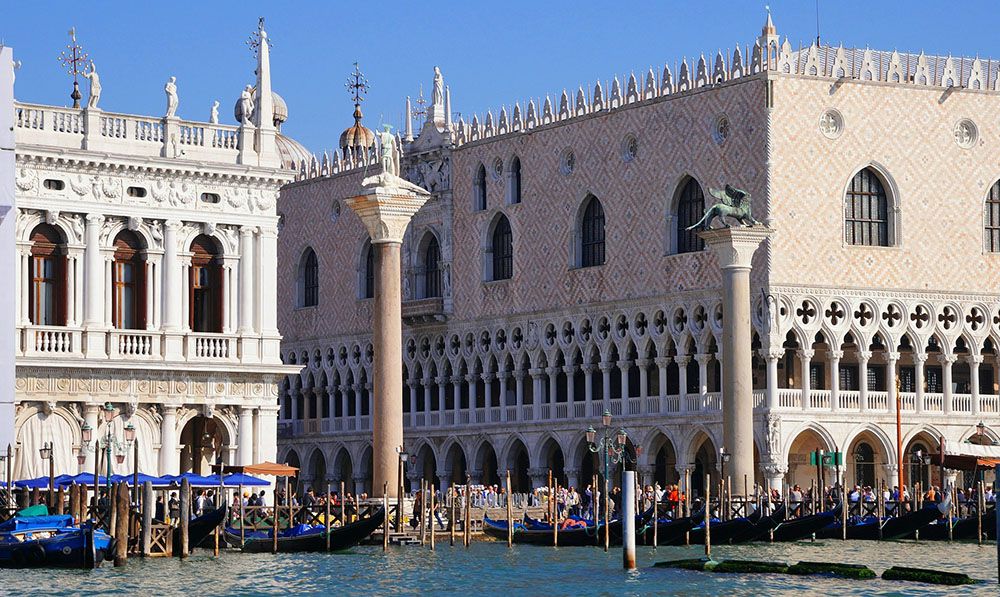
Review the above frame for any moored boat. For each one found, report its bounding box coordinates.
[667,505,785,546]
[815,502,946,540]
[769,509,838,542]
[482,515,620,546]
[224,507,384,553]
[0,514,112,569]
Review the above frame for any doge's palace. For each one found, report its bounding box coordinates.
[10,21,301,480]
[275,15,1000,498]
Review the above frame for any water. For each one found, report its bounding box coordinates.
[1,540,997,596]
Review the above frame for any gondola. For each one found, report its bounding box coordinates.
[176,505,228,554]
[814,502,946,540]
[907,507,996,541]
[769,509,838,542]
[667,505,786,546]
[638,510,704,546]
[224,507,384,553]
[482,515,620,546]
[0,515,112,569]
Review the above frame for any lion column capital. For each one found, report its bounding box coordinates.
[699,226,774,271]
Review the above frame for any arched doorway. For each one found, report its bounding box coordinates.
[786,427,834,489]
[307,448,326,493]
[539,438,566,487]
[14,409,76,479]
[179,415,229,475]
[445,442,468,485]
[332,447,353,495]
[284,449,301,494]
[475,442,500,487]
[691,432,718,499]
[651,434,678,487]
[505,439,530,492]
[417,444,439,490]
[357,446,373,495]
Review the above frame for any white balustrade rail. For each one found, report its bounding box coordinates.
[23,326,81,356]
[188,334,232,360]
[110,330,158,358]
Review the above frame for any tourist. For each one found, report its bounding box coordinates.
[154,495,165,523]
[168,492,180,522]
[789,484,803,516]
[194,489,209,517]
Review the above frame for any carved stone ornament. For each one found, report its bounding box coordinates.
[819,109,844,139]
[345,183,430,244]
[127,216,141,231]
[44,210,60,225]
[15,167,37,192]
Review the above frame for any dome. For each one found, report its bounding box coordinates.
[234,87,288,129]
[276,133,314,170]
[339,105,376,154]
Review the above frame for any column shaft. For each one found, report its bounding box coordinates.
[372,241,404,497]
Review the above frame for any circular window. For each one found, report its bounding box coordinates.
[713,115,730,145]
[819,109,844,139]
[492,157,504,180]
[621,134,638,162]
[954,118,978,149]
[330,200,341,223]
[560,149,575,175]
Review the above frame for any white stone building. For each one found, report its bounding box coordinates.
[275,15,1000,498]
[1,46,17,453]
[10,23,301,480]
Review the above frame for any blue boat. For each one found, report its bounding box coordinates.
[0,513,113,568]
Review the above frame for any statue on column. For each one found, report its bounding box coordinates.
[686,184,758,229]
[362,124,429,194]
[83,61,101,109]
[239,85,255,125]
[164,76,179,118]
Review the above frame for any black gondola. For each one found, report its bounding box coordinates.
[907,507,996,541]
[225,507,384,553]
[482,515,621,546]
[638,510,704,546]
[175,505,228,555]
[668,505,786,546]
[769,509,838,542]
[815,502,945,540]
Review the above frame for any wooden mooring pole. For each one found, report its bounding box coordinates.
[141,481,153,557]
[704,474,711,559]
[325,482,331,552]
[449,483,456,547]
[429,484,436,551]
[382,482,389,552]
[114,482,129,567]
[463,478,471,548]
[179,478,191,558]
[505,470,513,548]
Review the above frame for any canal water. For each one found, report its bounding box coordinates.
[1,540,997,595]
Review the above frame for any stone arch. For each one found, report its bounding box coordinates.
[573,191,606,268]
[414,228,443,299]
[13,405,82,479]
[331,446,353,492]
[842,162,901,246]
[685,428,719,498]
[482,211,514,282]
[414,442,439,489]
[501,436,531,492]
[443,440,468,485]
[295,246,319,308]
[646,429,679,487]
[844,425,895,488]
[473,439,500,487]
[666,174,706,254]
[902,428,941,489]
[306,447,327,491]
[783,423,837,489]
[535,435,567,487]
[355,444,373,495]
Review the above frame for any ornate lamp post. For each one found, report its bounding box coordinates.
[80,403,135,516]
[395,446,409,530]
[719,447,731,487]
[585,409,632,560]
[39,441,54,508]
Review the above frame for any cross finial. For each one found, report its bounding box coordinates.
[58,27,88,107]
[345,62,370,107]
[247,16,273,58]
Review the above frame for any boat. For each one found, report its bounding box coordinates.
[815,502,946,540]
[224,507,384,553]
[669,505,786,546]
[482,515,621,546]
[769,509,838,542]
[0,514,112,568]
[638,509,704,546]
[179,505,228,552]
[906,507,996,541]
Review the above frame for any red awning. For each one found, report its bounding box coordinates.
[226,461,299,476]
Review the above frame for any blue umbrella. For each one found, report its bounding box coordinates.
[14,474,75,489]
[160,472,218,487]
[58,473,109,487]
[109,473,166,486]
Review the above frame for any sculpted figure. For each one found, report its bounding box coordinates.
[84,61,101,109]
[239,85,255,125]
[164,76,179,118]
[686,184,758,230]
[378,124,399,177]
[210,100,220,124]
[432,66,444,106]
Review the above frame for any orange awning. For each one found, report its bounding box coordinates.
[234,461,299,476]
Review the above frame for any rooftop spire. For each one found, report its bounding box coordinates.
[345,61,370,126]
[762,5,776,36]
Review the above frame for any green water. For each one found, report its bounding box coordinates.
[1,540,997,595]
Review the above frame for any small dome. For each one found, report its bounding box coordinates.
[339,105,376,153]
[234,87,287,128]
[276,133,313,170]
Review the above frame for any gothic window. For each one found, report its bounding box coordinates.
[508,156,522,204]
[112,230,145,330]
[422,235,442,298]
[28,224,67,326]
[189,235,223,333]
[473,163,487,211]
[361,240,375,299]
[853,441,876,488]
[578,194,606,267]
[675,178,705,253]
[297,247,319,307]
[986,180,1000,252]
[489,214,513,281]
[845,168,890,246]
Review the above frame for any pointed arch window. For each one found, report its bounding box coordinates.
[361,241,376,299]
[508,156,522,204]
[986,180,1000,252]
[423,236,441,298]
[473,163,487,211]
[298,247,319,307]
[112,230,145,329]
[675,178,705,253]
[579,195,606,267]
[845,168,890,246]
[490,215,513,281]
[189,235,223,333]
[28,224,67,326]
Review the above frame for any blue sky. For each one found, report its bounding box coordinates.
[4,1,999,156]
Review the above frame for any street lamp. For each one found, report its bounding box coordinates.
[395,446,409,530]
[79,403,135,519]
[585,410,631,552]
[39,441,55,508]
[719,447,731,484]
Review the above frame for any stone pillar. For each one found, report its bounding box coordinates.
[423,377,433,417]
[498,372,510,421]
[599,362,612,408]
[528,467,548,491]
[436,376,448,418]
[914,353,926,413]
[763,349,781,409]
[694,354,710,397]
[655,357,669,400]
[940,354,955,414]
[83,214,107,357]
[466,374,478,413]
[828,349,843,411]
[237,406,254,465]
[238,226,256,334]
[762,462,787,493]
[969,355,982,415]
[699,226,773,490]
[858,350,871,412]
[514,372,524,409]
[636,359,650,401]
[546,367,558,407]
[564,366,576,406]
[675,355,690,412]
[564,468,581,490]
[798,349,813,410]
[451,376,462,414]
[159,405,178,476]
[407,381,418,420]
[344,180,428,498]
[482,373,494,408]
[530,368,544,419]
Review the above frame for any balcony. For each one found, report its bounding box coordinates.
[402,297,446,325]
[21,325,83,356]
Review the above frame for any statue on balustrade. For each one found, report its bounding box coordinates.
[84,61,101,109]
[239,85,255,126]
[210,100,220,124]
[164,76,178,118]
[686,184,758,230]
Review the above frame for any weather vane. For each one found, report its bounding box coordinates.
[246,16,273,59]
[57,27,88,108]
[412,83,427,120]
[345,62,370,107]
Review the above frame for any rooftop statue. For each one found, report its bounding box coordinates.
[361,124,429,195]
[164,76,178,118]
[432,66,444,107]
[686,184,758,230]
[239,85,255,125]
[83,60,101,109]
[210,100,220,124]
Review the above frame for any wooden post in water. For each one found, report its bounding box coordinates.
[55,486,64,515]
[841,485,848,540]
[704,474,711,559]
[68,483,79,524]
[141,481,153,556]
[271,483,279,554]
[684,468,691,546]
[239,483,246,547]
[505,470,513,548]
[977,480,984,546]
[324,482,331,552]
[652,498,658,548]
[429,484,436,551]
[448,484,456,546]
[547,469,553,522]
[948,483,955,542]
[339,481,346,528]
[80,482,89,522]
[419,479,427,546]
[114,482,128,567]
[553,481,559,548]
[603,474,610,552]
[463,478,471,548]
[179,478,191,558]
[383,482,389,551]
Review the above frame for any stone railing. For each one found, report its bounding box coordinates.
[16,326,254,364]
[21,325,83,356]
[14,103,243,165]
[187,333,233,360]
[109,330,160,359]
